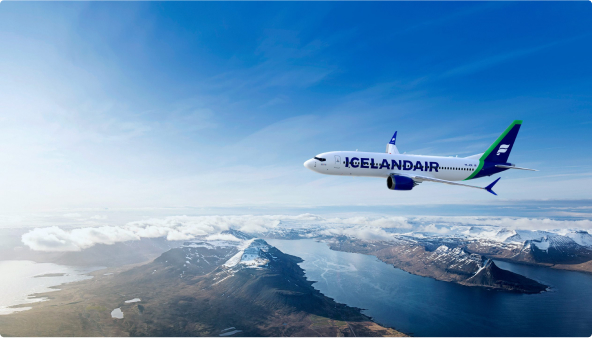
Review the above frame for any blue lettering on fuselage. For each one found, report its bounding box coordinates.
[361,158,369,168]
[342,157,439,172]
[392,160,401,170]
[413,161,422,171]
[429,161,439,172]
[370,158,379,169]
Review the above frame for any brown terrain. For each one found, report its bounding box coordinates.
[0,240,405,337]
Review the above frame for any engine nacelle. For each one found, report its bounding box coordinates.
[387,175,414,191]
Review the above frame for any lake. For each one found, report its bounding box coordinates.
[0,260,100,315]
[267,239,592,337]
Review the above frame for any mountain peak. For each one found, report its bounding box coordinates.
[464,258,547,293]
[223,239,273,269]
[565,230,592,248]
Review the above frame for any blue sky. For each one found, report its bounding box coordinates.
[0,2,591,221]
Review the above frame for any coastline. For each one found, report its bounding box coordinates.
[0,249,407,337]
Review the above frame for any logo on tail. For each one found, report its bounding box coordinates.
[497,144,510,156]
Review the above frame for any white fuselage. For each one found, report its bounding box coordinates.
[304,151,479,181]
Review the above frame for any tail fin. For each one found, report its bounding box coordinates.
[386,131,400,154]
[482,120,522,164]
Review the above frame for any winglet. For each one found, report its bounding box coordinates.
[485,177,501,195]
[386,131,400,154]
[389,132,397,145]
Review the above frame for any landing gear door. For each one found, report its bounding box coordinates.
[334,155,341,169]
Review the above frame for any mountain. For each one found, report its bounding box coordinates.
[224,224,592,275]
[410,226,592,273]
[564,230,592,248]
[513,235,592,265]
[329,238,547,294]
[463,259,548,293]
[0,238,405,337]
[467,231,592,268]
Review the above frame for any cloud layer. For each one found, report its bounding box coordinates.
[20,214,592,252]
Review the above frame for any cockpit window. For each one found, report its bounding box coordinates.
[314,157,326,162]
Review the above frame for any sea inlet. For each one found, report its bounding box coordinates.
[268,239,592,337]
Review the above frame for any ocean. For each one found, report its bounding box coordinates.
[0,260,99,315]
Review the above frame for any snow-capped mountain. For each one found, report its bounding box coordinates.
[223,239,273,269]
[90,235,400,337]
[527,234,580,252]
[155,240,240,277]
[563,230,592,248]
[216,220,592,273]
[429,245,483,274]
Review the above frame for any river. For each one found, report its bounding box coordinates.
[267,239,592,337]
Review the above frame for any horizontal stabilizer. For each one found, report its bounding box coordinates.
[495,164,538,171]
[485,177,501,195]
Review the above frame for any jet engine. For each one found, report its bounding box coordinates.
[387,175,415,191]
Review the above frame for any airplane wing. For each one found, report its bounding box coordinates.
[396,173,501,195]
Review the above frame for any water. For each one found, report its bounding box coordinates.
[0,260,100,315]
[268,239,592,337]
[111,307,124,319]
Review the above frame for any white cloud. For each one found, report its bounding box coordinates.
[324,216,412,228]
[416,223,452,234]
[205,233,241,242]
[21,215,283,252]
[20,213,592,252]
[320,227,395,241]
[412,216,592,230]
[21,226,140,252]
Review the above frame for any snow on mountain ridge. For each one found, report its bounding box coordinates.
[223,239,271,269]
[528,234,582,252]
[431,245,483,270]
[564,230,592,248]
[459,227,592,252]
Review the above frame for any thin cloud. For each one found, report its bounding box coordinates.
[431,133,499,144]
[439,35,588,79]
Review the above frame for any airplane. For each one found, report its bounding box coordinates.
[303,120,537,195]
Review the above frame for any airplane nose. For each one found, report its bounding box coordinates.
[304,159,314,170]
